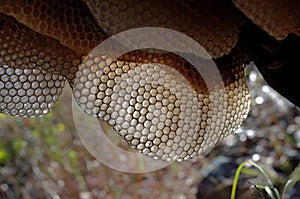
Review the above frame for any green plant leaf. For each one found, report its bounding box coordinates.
[231,160,279,199]
[282,165,300,198]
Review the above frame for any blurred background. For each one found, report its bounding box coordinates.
[0,63,299,199]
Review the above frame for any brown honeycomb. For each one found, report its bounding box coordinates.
[0,13,80,81]
[0,13,78,117]
[84,0,240,58]
[73,52,250,161]
[0,64,65,117]
[0,0,105,54]
[0,0,252,161]
[233,0,300,40]
[117,51,209,93]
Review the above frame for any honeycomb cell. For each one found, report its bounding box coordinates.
[0,0,252,162]
[85,0,240,58]
[0,65,65,117]
[0,13,81,84]
[232,0,300,40]
[73,50,250,161]
[0,0,105,54]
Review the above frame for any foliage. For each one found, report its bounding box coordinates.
[230,160,300,199]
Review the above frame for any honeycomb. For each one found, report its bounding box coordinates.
[0,0,105,53]
[0,13,80,81]
[73,52,250,161]
[0,0,252,161]
[232,0,300,40]
[0,64,65,117]
[84,0,240,58]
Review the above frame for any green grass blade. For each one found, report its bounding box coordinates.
[282,165,300,198]
[231,160,279,199]
[231,161,248,199]
[248,160,274,188]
